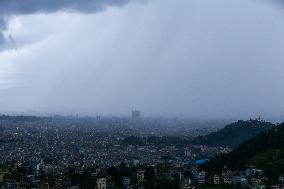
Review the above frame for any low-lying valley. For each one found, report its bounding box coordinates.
[0,115,283,189]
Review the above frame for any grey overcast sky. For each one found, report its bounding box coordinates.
[0,0,284,118]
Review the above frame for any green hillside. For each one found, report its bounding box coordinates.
[194,119,274,147]
[201,123,284,181]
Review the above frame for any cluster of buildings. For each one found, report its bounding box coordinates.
[2,115,281,188]
[191,166,284,189]
[0,116,229,188]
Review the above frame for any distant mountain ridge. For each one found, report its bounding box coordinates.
[193,119,274,147]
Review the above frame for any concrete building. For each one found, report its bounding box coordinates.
[279,176,284,184]
[137,170,145,183]
[182,177,192,188]
[213,174,220,185]
[222,170,233,184]
[97,178,107,189]
[123,176,133,189]
[250,177,261,187]
[132,110,141,120]
[194,171,205,185]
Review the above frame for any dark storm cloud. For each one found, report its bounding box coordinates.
[1,0,284,119]
[0,0,130,49]
[0,17,6,29]
[0,17,6,43]
[0,17,8,50]
[0,0,129,14]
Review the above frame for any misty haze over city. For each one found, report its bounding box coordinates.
[0,0,284,119]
